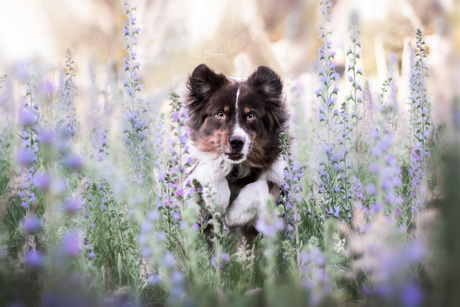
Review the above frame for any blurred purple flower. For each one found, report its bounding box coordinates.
[404,241,425,263]
[142,247,151,258]
[401,282,422,307]
[64,197,83,215]
[32,172,50,190]
[366,184,377,196]
[148,274,160,285]
[25,250,44,268]
[161,252,176,268]
[221,253,230,262]
[17,149,36,167]
[41,79,55,96]
[63,153,84,170]
[21,215,43,234]
[50,177,68,195]
[173,212,181,221]
[36,127,55,145]
[171,271,184,284]
[141,221,152,233]
[148,210,159,221]
[255,217,284,238]
[61,230,82,257]
[176,189,184,198]
[18,107,36,127]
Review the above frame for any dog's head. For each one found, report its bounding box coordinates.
[185,64,287,168]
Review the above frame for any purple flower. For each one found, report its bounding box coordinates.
[41,79,55,96]
[333,206,340,218]
[26,250,44,268]
[146,210,159,222]
[21,215,43,234]
[141,221,152,233]
[32,173,50,190]
[171,271,184,284]
[255,217,284,238]
[404,241,425,263]
[148,274,160,285]
[17,149,36,167]
[63,153,84,170]
[176,189,184,198]
[371,203,383,215]
[369,163,379,174]
[221,253,230,262]
[142,247,151,258]
[401,282,422,307]
[326,97,336,106]
[156,232,166,242]
[179,135,187,145]
[61,230,82,257]
[366,184,377,196]
[64,197,83,214]
[51,177,68,195]
[18,107,36,127]
[161,252,176,267]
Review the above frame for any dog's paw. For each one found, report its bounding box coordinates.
[224,180,269,227]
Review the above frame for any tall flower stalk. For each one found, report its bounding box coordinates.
[17,65,41,210]
[158,93,194,261]
[167,92,193,212]
[387,53,399,130]
[336,11,363,224]
[365,127,403,219]
[316,0,339,128]
[408,29,432,211]
[61,49,79,138]
[121,1,150,185]
[315,0,342,216]
[337,101,353,223]
[280,132,305,269]
[0,74,11,159]
[346,11,363,131]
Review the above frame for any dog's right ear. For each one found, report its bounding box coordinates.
[186,64,229,105]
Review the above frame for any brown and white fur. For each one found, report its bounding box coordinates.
[185,64,288,239]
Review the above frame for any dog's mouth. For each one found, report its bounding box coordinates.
[225,152,245,162]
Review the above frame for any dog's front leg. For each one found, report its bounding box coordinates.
[190,164,231,214]
[224,180,269,227]
[202,176,231,214]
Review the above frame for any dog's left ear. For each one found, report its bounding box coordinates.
[247,66,286,131]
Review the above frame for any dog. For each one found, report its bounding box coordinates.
[185,64,288,242]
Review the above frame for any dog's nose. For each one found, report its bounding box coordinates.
[229,136,245,151]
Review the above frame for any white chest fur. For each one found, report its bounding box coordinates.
[187,145,285,226]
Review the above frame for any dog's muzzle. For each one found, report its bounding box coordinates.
[225,136,245,161]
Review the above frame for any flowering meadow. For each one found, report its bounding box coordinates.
[1,1,460,306]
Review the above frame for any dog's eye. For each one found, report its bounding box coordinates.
[215,112,226,119]
[247,112,257,120]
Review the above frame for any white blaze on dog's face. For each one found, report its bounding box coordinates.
[186,64,287,168]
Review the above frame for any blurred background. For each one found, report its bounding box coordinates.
[0,0,459,123]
